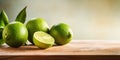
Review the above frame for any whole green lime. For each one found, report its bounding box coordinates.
[26,18,49,44]
[2,22,28,48]
[50,23,73,45]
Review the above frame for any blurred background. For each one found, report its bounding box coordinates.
[0,0,120,40]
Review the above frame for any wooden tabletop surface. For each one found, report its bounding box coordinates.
[0,40,120,60]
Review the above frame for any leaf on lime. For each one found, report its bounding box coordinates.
[0,9,9,26]
[15,6,27,23]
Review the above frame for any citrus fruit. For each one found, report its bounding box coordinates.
[26,18,49,44]
[2,22,28,48]
[50,23,73,45]
[33,31,54,49]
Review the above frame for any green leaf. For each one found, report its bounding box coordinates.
[15,6,27,23]
[0,10,7,46]
[0,9,9,26]
[0,19,4,28]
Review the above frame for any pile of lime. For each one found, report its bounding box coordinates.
[0,7,73,49]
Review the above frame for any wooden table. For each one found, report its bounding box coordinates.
[0,40,120,60]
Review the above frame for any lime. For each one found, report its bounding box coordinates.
[2,22,28,48]
[33,31,54,49]
[50,23,73,45]
[26,18,49,44]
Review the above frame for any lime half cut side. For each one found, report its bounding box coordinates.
[33,31,55,49]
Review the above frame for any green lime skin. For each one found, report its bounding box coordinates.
[2,22,28,48]
[50,23,73,45]
[26,18,49,44]
[33,38,53,49]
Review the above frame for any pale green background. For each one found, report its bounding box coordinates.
[0,0,120,40]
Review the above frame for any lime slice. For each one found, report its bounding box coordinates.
[33,31,55,49]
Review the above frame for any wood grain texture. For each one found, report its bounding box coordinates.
[0,40,120,60]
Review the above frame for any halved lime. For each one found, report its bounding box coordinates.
[33,31,55,49]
